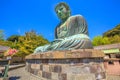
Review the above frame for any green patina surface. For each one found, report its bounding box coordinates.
[34,2,93,53]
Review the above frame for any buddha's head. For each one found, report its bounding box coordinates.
[55,2,71,21]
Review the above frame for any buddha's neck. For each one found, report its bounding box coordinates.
[61,17,68,23]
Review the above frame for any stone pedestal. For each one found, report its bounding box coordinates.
[25,49,106,80]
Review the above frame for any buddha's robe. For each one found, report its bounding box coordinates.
[34,15,93,54]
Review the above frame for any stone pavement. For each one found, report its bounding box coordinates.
[107,75,120,80]
[0,64,25,70]
[8,67,120,80]
[8,67,40,80]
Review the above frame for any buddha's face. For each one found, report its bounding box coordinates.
[56,4,70,21]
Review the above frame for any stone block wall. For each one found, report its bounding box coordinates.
[104,59,120,75]
[25,49,106,80]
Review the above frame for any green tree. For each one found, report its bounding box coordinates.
[92,36,103,46]
[92,36,110,46]
[0,30,13,47]
[102,37,111,45]
[109,35,120,44]
[0,30,4,40]
[6,35,21,48]
[0,40,12,46]
[93,24,120,46]
[15,30,49,57]
[7,35,20,42]
[103,24,120,37]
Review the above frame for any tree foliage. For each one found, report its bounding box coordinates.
[108,35,120,44]
[0,40,12,46]
[103,24,120,37]
[0,30,4,40]
[92,36,110,46]
[92,24,120,46]
[14,30,49,57]
[0,30,49,57]
[7,35,20,42]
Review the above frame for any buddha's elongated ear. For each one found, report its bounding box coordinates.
[68,10,71,16]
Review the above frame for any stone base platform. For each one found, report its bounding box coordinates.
[25,49,106,80]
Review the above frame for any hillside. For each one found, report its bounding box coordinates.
[103,24,120,37]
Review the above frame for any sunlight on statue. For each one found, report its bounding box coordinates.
[34,2,93,54]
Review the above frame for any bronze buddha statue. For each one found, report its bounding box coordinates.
[34,2,93,53]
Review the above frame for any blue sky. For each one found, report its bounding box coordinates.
[0,0,120,41]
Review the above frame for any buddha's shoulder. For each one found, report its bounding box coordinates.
[64,15,85,25]
[68,14,84,20]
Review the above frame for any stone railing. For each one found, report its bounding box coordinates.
[25,49,106,80]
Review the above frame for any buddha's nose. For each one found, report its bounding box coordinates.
[58,10,61,14]
[58,10,60,13]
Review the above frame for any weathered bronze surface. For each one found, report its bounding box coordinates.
[34,2,93,53]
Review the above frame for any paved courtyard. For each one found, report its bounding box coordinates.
[107,75,120,80]
[8,67,120,80]
[8,67,40,80]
